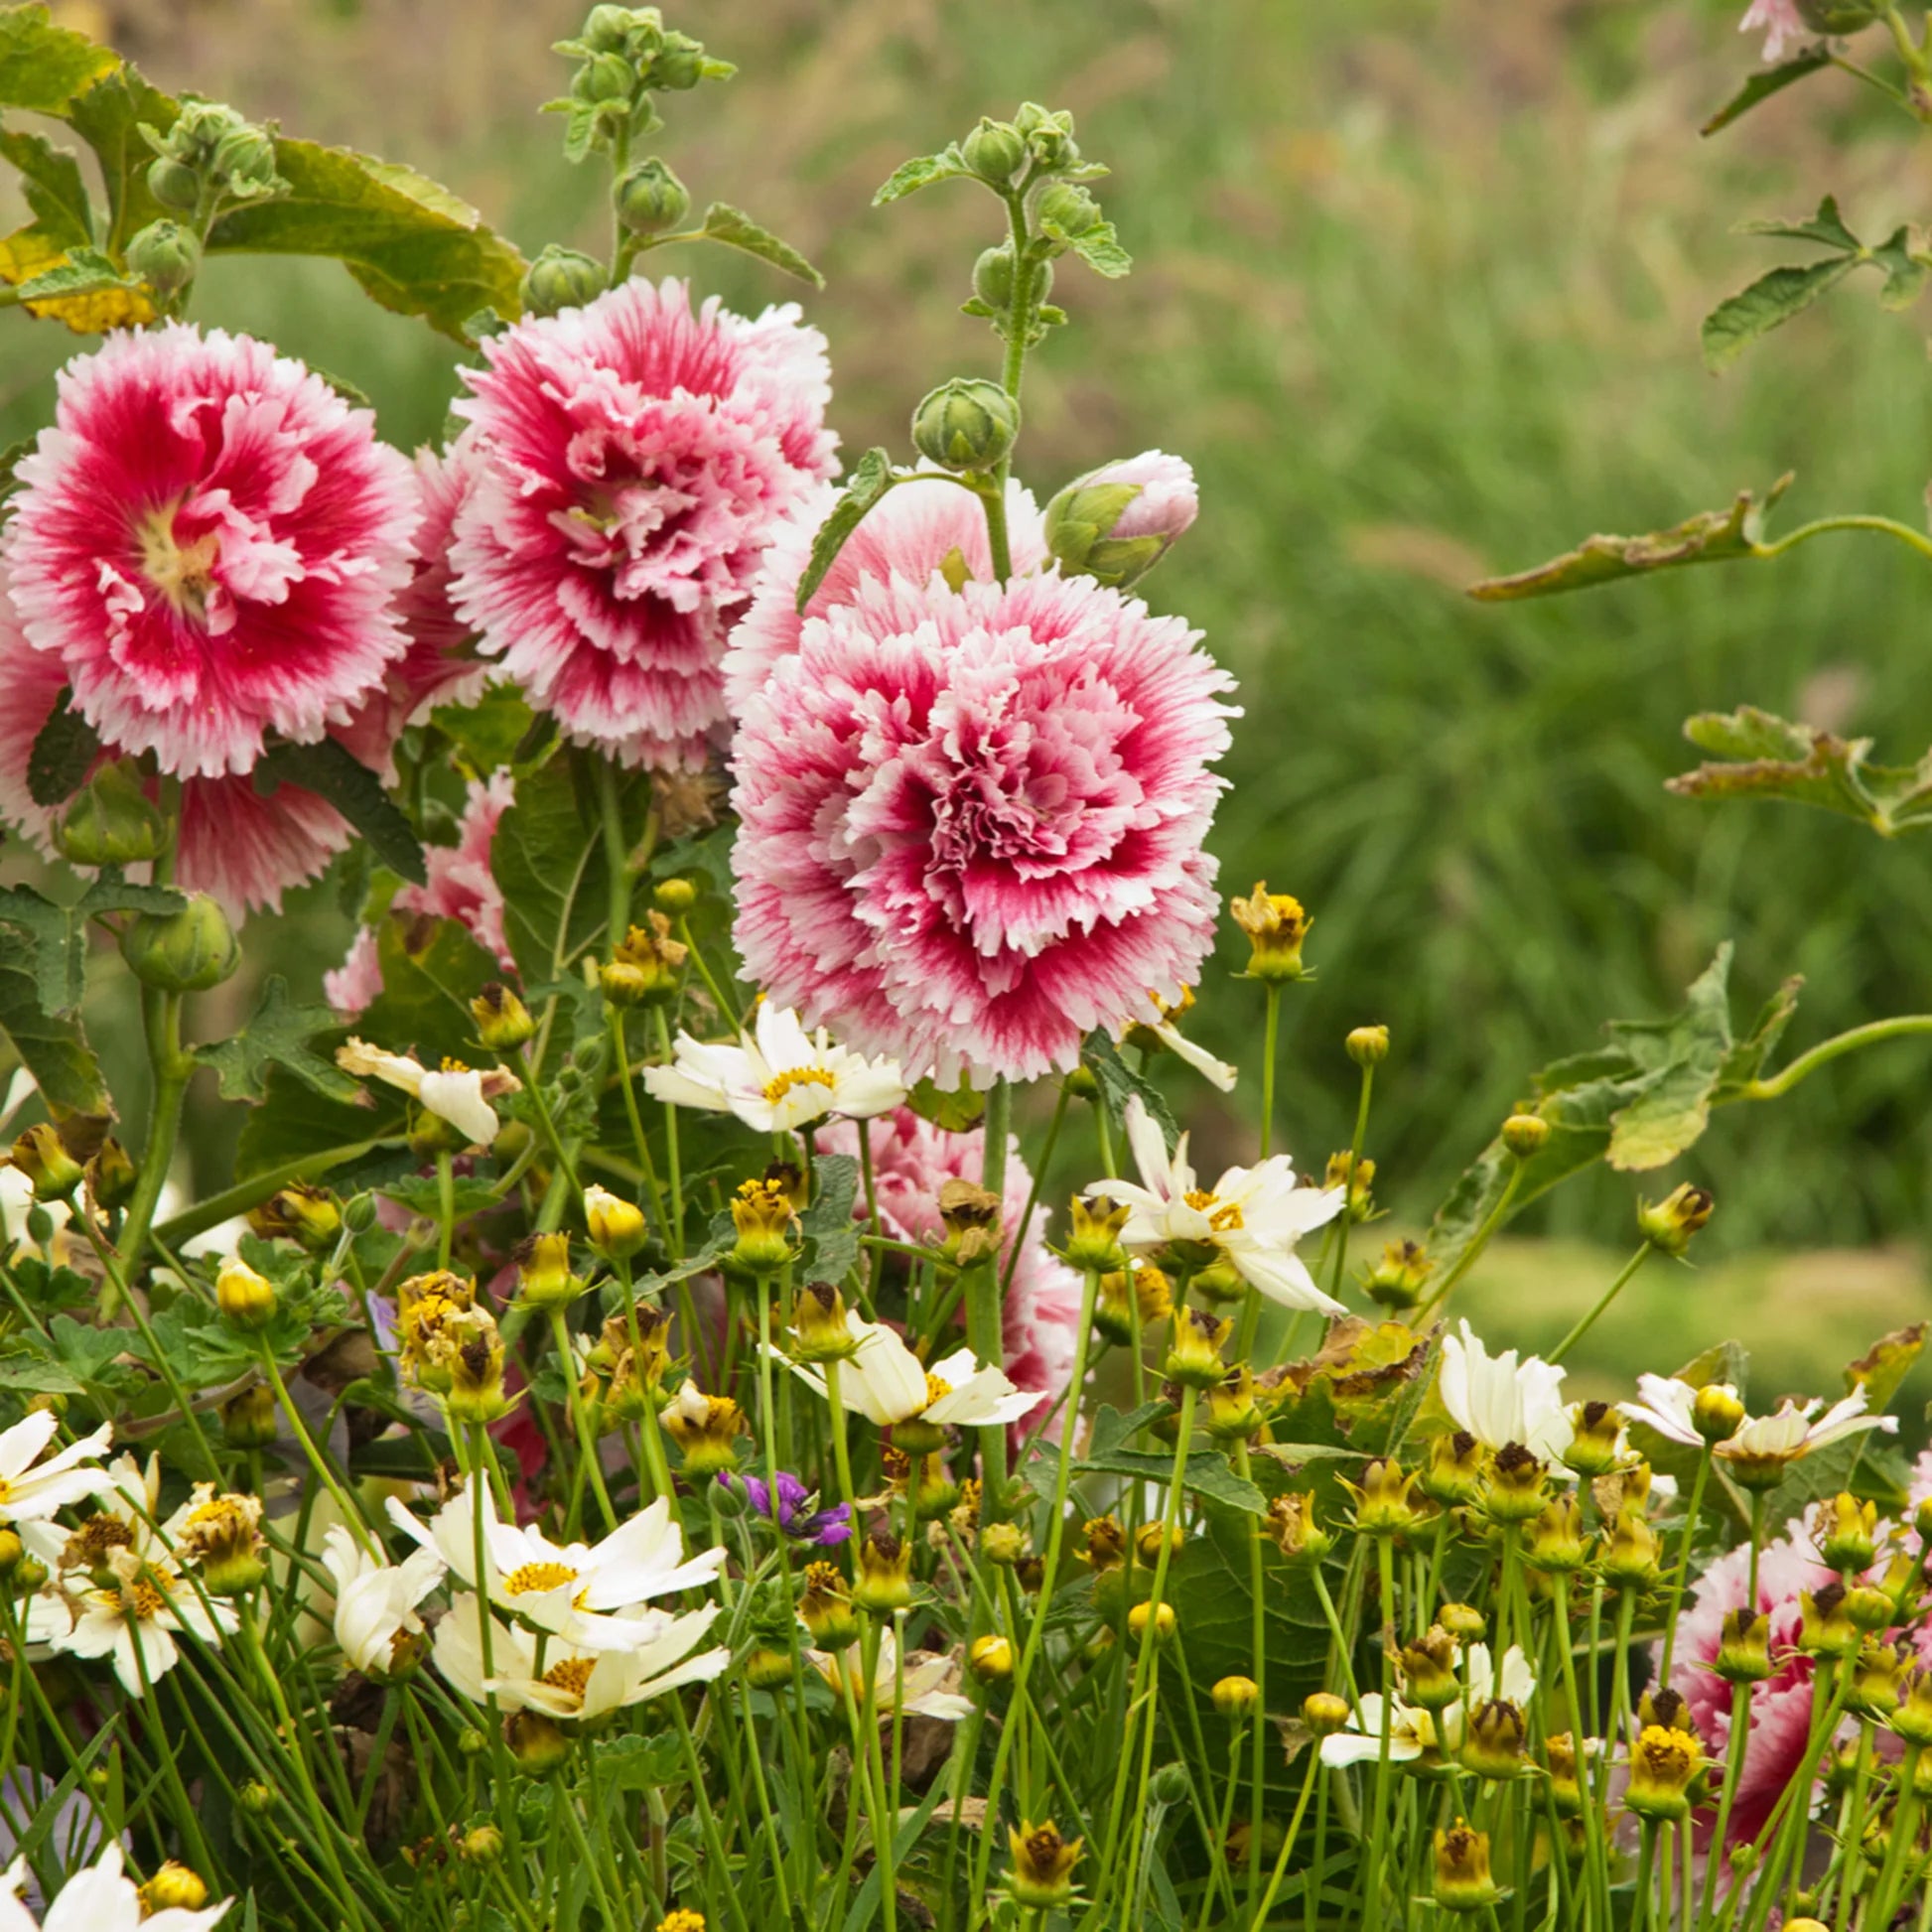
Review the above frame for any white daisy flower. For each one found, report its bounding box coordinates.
[26,1545,237,1695]
[1440,1320,1573,1461]
[809,1630,974,1723]
[319,1526,446,1677]
[641,1003,907,1133]
[335,1038,520,1148]
[0,1413,112,1529]
[782,1316,1042,1431]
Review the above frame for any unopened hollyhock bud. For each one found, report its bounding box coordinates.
[82,1137,137,1212]
[799,1561,860,1650]
[515,1231,586,1311]
[1418,1431,1483,1509]
[1562,1401,1625,1480]
[1482,1443,1549,1525]
[53,763,165,867]
[222,1383,278,1450]
[120,894,239,992]
[583,1183,648,1259]
[1638,1182,1715,1257]
[1526,1494,1587,1575]
[471,982,535,1051]
[127,218,201,297]
[1264,1491,1333,1566]
[1064,1193,1130,1273]
[1006,1820,1082,1910]
[912,377,1020,474]
[1363,1237,1433,1311]
[1799,1584,1861,1658]
[1213,1675,1259,1719]
[615,157,691,233]
[1500,1113,1550,1159]
[1344,1457,1424,1538]
[1625,1724,1703,1822]
[969,1634,1014,1684]
[602,912,687,1007]
[1080,1515,1128,1574]
[1037,181,1103,242]
[7,1124,81,1202]
[216,1255,277,1331]
[1820,1492,1878,1573]
[1128,1600,1175,1643]
[1228,883,1311,983]
[971,241,1051,311]
[1166,1306,1233,1390]
[1848,1638,1909,1718]
[962,116,1027,184]
[730,1178,795,1274]
[662,1383,747,1477]
[1015,101,1079,169]
[139,1864,210,1913]
[147,156,202,211]
[521,244,610,319]
[1401,1626,1461,1711]
[1044,450,1198,591]
[853,1523,912,1616]
[1434,1820,1499,1913]
[1600,1506,1662,1590]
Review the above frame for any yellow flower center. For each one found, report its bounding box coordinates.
[137,502,220,621]
[503,1561,580,1596]
[924,1374,954,1409]
[542,1656,596,1702]
[107,1577,170,1622]
[1182,1188,1244,1233]
[762,1066,837,1104]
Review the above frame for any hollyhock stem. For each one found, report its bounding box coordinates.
[652,1008,686,1255]
[594,754,635,953]
[1701,1681,1754,1921]
[117,987,192,1283]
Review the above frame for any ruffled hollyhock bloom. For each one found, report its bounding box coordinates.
[3,322,417,781]
[723,473,1045,715]
[818,1107,1083,1440]
[0,592,408,915]
[448,277,837,770]
[1739,0,1808,63]
[733,570,1236,1084]
[324,773,515,1018]
[1657,1512,1859,1853]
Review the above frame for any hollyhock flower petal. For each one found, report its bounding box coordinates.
[1076,450,1199,544]
[733,568,1237,1084]
[1740,0,1809,63]
[724,472,1046,715]
[4,324,417,782]
[449,278,837,769]
[324,925,384,1020]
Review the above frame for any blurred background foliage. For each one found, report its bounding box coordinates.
[6,0,1931,1389]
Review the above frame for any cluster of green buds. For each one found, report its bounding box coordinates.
[547,6,734,162]
[132,100,287,305]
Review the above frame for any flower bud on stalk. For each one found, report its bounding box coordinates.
[507,1710,572,1776]
[799,1561,860,1650]
[1006,1821,1083,1910]
[247,1181,340,1250]
[1043,451,1198,591]
[441,1310,512,1425]
[471,983,535,1052]
[1064,1193,1129,1273]
[1213,1675,1259,1719]
[1820,1492,1878,1574]
[53,764,164,867]
[514,1231,586,1311]
[583,1182,648,1260]
[1441,1601,1486,1640]
[1363,1238,1433,1311]
[1599,1506,1662,1591]
[522,243,608,318]
[1263,1491,1333,1565]
[1844,1583,1897,1632]
[222,1383,278,1450]
[662,1383,746,1477]
[5,1123,80,1202]
[1525,1493,1588,1575]
[971,242,1051,312]
[911,378,1020,474]
[1481,1444,1549,1526]
[1460,1700,1529,1781]
[120,894,238,991]
[1342,1457,1426,1538]
[1798,1584,1861,1659]
[1638,1182,1715,1257]
[1892,1667,1932,1745]
[1500,1113,1550,1159]
[1715,1607,1774,1684]
[1228,883,1311,983]
[615,157,690,233]
[1324,1152,1375,1222]
[215,1256,277,1332]
[1079,1514,1128,1574]
[1165,1307,1232,1389]
[1205,1365,1266,1444]
[729,1178,795,1274]
[1417,1431,1483,1509]
[1545,1733,1585,1816]
[1094,1261,1171,1345]
[969,1635,1014,1684]
[1561,1401,1625,1480]
[1128,1600,1175,1644]
[602,912,687,1007]
[1433,1821,1500,1914]
[1400,1626,1461,1711]
[1625,1725,1704,1823]
[852,1523,912,1616]
[126,219,201,298]
[962,116,1027,183]
[1848,1638,1909,1718]
[140,1865,210,1913]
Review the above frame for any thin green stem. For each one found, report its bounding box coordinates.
[1549,1241,1654,1364]
[1739,1014,1932,1101]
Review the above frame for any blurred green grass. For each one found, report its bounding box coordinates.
[12,0,1932,1290]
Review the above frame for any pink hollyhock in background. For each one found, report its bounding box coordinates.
[1739,0,1808,63]
[324,772,516,1018]
[0,587,409,915]
[722,473,1045,715]
[733,568,1235,1084]
[449,278,836,771]
[818,1106,1082,1439]
[3,323,417,781]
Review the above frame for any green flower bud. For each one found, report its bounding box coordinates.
[120,894,238,992]
[506,1710,573,1776]
[615,158,690,235]
[1036,182,1102,242]
[146,157,203,212]
[651,877,698,913]
[1013,102,1078,169]
[579,5,634,52]
[209,123,280,198]
[1149,1761,1191,1807]
[471,982,534,1051]
[910,377,1021,474]
[54,764,165,868]
[1797,0,1880,28]
[522,244,609,319]
[647,35,708,90]
[961,118,1026,185]
[84,1138,137,1212]
[577,51,637,104]
[8,1124,82,1202]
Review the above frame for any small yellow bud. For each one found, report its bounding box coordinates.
[461,1825,505,1865]
[602,912,687,1008]
[1715,1608,1774,1684]
[506,1709,572,1776]
[852,1523,913,1617]
[514,1230,585,1311]
[1638,1182,1715,1257]
[139,1863,209,1912]
[1691,1382,1746,1444]
[471,981,534,1050]
[1165,1306,1233,1390]
[1362,1237,1433,1311]
[1005,1821,1083,1910]
[1434,1819,1500,1913]
[1212,1675,1259,1719]
[1346,1024,1389,1067]
[1500,1113,1550,1159]
[220,1383,278,1450]
[1263,1491,1333,1565]
[1481,1443,1549,1525]
[1399,1626,1461,1712]
[246,1181,340,1250]
[1340,1456,1425,1537]
[791,1280,860,1363]
[661,1383,747,1478]
[1441,1601,1486,1640]
[651,878,699,914]
[1128,1600,1176,1643]
[1819,1492,1878,1574]
[1625,1724,1704,1822]
[583,1183,648,1260]
[215,1255,277,1331]
[1229,883,1311,983]
[1459,1700,1529,1780]
[969,1634,1015,1684]
[7,1124,82,1201]
[1064,1192,1130,1273]
[1561,1400,1625,1480]
[1303,1691,1352,1736]
[729,1178,796,1274]
[84,1138,138,1213]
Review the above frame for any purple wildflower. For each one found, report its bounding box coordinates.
[718,1469,852,1545]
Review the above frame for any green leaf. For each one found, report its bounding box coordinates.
[1467,476,1793,601]
[697,202,822,287]
[1701,47,1833,136]
[0,7,118,116]
[63,66,177,246]
[0,869,184,1018]
[0,127,92,247]
[0,931,107,1116]
[1846,1324,1927,1411]
[1702,256,1860,369]
[1715,973,1804,1096]
[1602,945,1736,1171]
[253,737,427,885]
[1734,194,1861,252]
[800,1153,860,1284]
[794,448,895,611]
[872,148,969,207]
[1080,1029,1177,1155]
[26,685,99,808]
[1063,222,1132,278]
[489,757,650,986]
[207,140,527,342]
[904,1074,986,1132]
[1667,706,1932,837]
[430,681,532,768]
[196,975,363,1105]
[13,242,127,303]
[1074,1445,1268,1515]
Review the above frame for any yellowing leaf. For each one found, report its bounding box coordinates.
[0,224,151,331]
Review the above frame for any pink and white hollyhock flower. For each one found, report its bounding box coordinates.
[3,323,417,781]
[1102,1094,1345,1315]
[817,1107,1084,1439]
[733,569,1236,1084]
[1739,0,1809,63]
[0,600,409,915]
[324,772,516,1018]
[449,278,837,769]
[1072,451,1199,545]
[723,473,1046,714]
